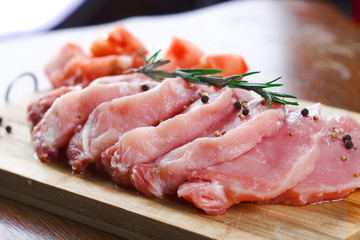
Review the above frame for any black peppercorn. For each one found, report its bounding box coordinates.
[343,134,351,143]
[141,84,149,91]
[201,95,209,103]
[345,140,354,149]
[242,108,249,116]
[234,101,241,110]
[0,117,2,126]
[5,125,11,134]
[301,108,309,116]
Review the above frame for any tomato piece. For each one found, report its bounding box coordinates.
[199,54,248,77]
[161,37,204,70]
[90,24,148,57]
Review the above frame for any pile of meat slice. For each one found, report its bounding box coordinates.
[28,72,360,215]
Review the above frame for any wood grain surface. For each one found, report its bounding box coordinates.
[0,196,124,240]
[1,0,360,239]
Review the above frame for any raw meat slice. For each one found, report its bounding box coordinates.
[266,115,360,205]
[27,73,151,131]
[32,77,158,162]
[231,88,254,102]
[67,78,199,173]
[130,99,286,197]
[27,86,80,130]
[44,43,85,88]
[89,73,152,86]
[177,104,326,215]
[101,87,250,187]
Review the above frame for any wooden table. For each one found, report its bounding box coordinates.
[1,1,360,239]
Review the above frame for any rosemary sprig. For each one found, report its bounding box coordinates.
[134,50,298,107]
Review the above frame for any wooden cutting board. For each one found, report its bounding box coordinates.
[1,93,360,240]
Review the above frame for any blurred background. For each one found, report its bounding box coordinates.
[0,0,357,41]
[1,0,359,111]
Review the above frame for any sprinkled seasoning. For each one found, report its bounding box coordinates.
[221,130,227,135]
[343,134,351,142]
[289,132,294,137]
[234,101,241,110]
[214,131,221,137]
[5,125,11,134]
[201,95,209,103]
[313,115,319,121]
[345,140,354,149]
[261,99,267,105]
[0,117,2,126]
[183,105,187,110]
[242,108,249,116]
[339,128,344,134]
[189,98,195,103]
[77,113,83,119]
[141,84,149,91]
[340,155,347,161]
[238,113,245,119]
[199,92,208,97]
[330,132,337,139]
[242,102,248,109]
[301,108,309,116]
[158,119,163,125]
[72,165,77,171]
[354,172,360,178]
[333,127,340,134]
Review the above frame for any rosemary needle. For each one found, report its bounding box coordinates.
[133,50,298,107]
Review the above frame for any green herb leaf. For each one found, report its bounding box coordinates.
[133,50,298,107]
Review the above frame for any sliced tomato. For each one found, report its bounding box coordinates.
[199,54,248,77]
[161,37,204,70]
[90,24,148,57]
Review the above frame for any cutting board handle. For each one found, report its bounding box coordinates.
[6,72,38,102]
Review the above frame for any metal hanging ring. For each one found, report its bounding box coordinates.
[5,72,39,102]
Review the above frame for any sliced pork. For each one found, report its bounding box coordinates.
[89,73,153,85]
[130,99,286,197]
[32,77,157,162]
[67,78,200,173]
[27,73,151,131]
[178,105,325,214]
[44,43,85,88]
[27,86,80,130]
[102,87,254,187]
[266,114,360,205]
[177,104,325,215]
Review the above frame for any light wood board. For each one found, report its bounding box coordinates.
[1,93,360,240]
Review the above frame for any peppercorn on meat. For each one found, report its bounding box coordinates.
[32,76,158,162]
[101,88,254,187]
[130,99,286,197]
[265,114,360,205]
[177,104,325,215]
[67,78,200,173]
[27,73,156,132]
